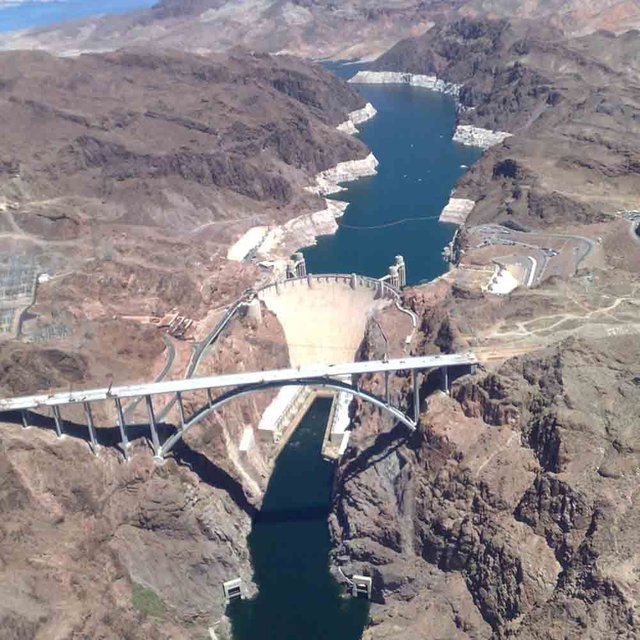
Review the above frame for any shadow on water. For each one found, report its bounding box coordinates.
[228,398,369,640]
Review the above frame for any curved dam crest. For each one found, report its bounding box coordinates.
[227,63,482,640]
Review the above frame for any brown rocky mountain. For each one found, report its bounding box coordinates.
[332,314,639,638]
[0,4,638,640]
[373,18,640,226]
[326,16,640,640]
[0,47,366,392]
[0,50,371,638]
[1,0,639,60]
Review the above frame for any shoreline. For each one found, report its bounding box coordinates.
[226,104,380,265]
[348,69,514,225]
[226,154,377,264]
[336,102,377,134]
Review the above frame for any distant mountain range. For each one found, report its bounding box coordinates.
[1,0,638,59]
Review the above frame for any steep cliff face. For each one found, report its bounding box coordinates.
[372,18,640,226]
[0,427,254,640]
[331,325,639,638]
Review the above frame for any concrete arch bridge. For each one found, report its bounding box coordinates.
[0,354,477,461]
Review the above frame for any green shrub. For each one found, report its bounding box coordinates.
[131,583,167,618]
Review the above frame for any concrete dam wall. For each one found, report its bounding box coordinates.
[257,274,397,367]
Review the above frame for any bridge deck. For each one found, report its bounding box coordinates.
[0,354,477,411]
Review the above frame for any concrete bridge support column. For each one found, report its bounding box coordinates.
[114,398,129,460]
[442,366,449,395]
[21,409,29,429]
[176,391,186,430]
[246,298,262,324]
[83,402,98,454]
[145,395,162,460]
[52,405,64,438]
[384,371,390,404]
[307,274,314,288]
[350,273,357,289]
[207,388,214,408]
[294,252,306,277]
[412,370,421,424]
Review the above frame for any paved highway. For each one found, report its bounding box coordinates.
[0,353,478,412]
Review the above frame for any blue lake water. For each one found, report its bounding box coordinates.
[303,63,481,285]
[229,65,481,640]
[0,0,156,33]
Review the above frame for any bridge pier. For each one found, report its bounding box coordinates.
[114,398,129,460]
[21,409,29,429]
[145,395,162,460]
[83,402,98,454]
[442,366,449,395]
[384,371,390,404]
[176,391,186,429]
[412,370,420,423]
[52,405,64,438]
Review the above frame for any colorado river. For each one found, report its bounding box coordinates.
[228,398,368,640]
[228,64,481,639]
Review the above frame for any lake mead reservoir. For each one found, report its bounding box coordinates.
[303,65,482,285]
[228,65,481,640]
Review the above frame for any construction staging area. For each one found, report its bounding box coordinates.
[459,223,599,294]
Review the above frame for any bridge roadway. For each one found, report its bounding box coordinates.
[0,353,478,460]
[0,353,478,411]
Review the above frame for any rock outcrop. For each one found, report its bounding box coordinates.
[452,125,512,150]
[337,102,378,134]
[0,427,255,640]
[307,152,379,196]
[331,330,640,639]
[370,18,640,226]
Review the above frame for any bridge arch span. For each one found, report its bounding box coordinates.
[158,377,416,458]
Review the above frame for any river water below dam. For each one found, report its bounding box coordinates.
[228,64,481,639]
